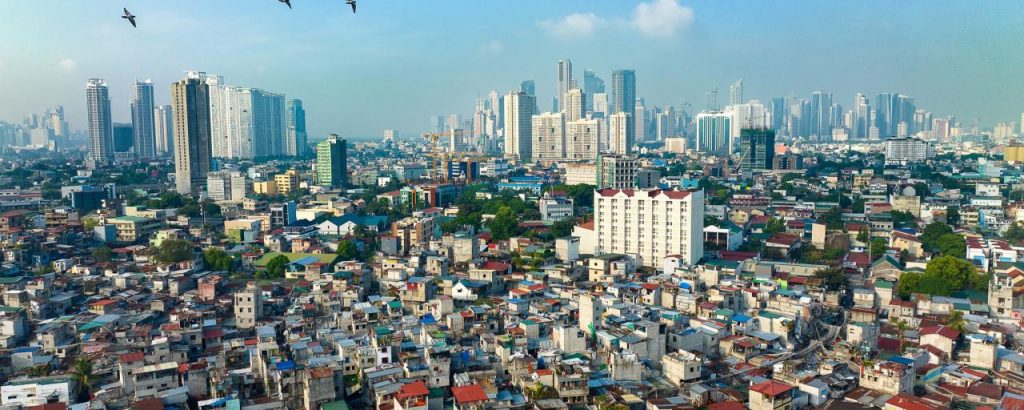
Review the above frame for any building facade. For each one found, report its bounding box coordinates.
[593,188,704,267]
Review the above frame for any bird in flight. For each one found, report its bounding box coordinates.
[122,8,137,27]
[279,0,292,9]
[346,0,356,13]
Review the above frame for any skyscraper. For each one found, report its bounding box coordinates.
[503,91,535,162]
[608,112,631,154]
[154,105,173,156]
[556,59,573,113]
[610,69,636,148]
[316,134,347,188]
[729,79,743,106]
[171,71,213,196]
[113,123,133,153]
[695,112,732,155]
[564,88,585,121]
[286,99,307,157]
[131,79,156,159]
[208,76,288,159]
[583,69,604,112]
[738,129,776,172]
[566,118,600,161]
[809,91,833,140]
[519,80,535,96]
[85,79,114,164]
[853,93,870,140]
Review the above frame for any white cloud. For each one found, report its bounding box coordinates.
[479,40,503,53]
[58,58,77,72]
[631,0,694,38]
[539,13,602,39]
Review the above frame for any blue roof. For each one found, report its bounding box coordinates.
[420,314,437,325]
[889,356,915,367]
[276,360,296,371]
[732,314,752,323]
[292,256,320,266]
[679,282,692,289]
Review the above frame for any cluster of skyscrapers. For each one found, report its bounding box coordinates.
[83,74,305,171]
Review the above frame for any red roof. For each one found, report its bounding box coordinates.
[119,351,144,363]
[887,393,942,410]
[920,325,960,340]
[451,384,488,404]
[750,380,794,397]
[396,380,430,399]
[481,261,510,272]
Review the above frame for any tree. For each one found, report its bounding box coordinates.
[82,217,99,232]
[815,267,849,292]
[819,207,844,230]
[897,271,923,300]
[336,241,359,260]
[890,210,917,229]
[924,255,976,291]
[264,255,291,279]
[153,238,194,264]
[72,357,96,401]
[704,216,722,227]
[1005,222,1024,242]
[857,228,870,243]
[549,218,575,238]
[870,238,887,261]
[92,246,113,263]
[895,319,909,353]
[946,310,967,334]
[486,206,519,240]
[852,198,866,213]
[920,222,953,251]
[935,233,966,258]
[203,248,235,272]
[946,207,961,226]
[765,218,786,234]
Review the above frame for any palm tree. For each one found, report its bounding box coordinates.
[71,357,96,401]
[895,319,909,353]
[946,310,967,334]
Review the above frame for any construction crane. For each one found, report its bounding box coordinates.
[422,132,448,182]
[422,132,485,183]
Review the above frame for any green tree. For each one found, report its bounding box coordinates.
[203,248,235,272]
[870,238,887,261]
[946,310,967,334]
[857,228,870,243]
[814,267,849,292]
[895,319,909,353]
[82,217,99,232]
[336,241,359,260]
[549,218,575,238]
[924,255,975,290]
[486,206,519,240]
[897,271,923,299]
[946,207,961,226]
[765,218,786,234]
[92,246,113,263]
[1005,222,1024,242]
[153,238,194,264]
[935,233,966,258]
[890,210,917,229]
[72,357,96,401]
[920,222,953,250]
[852,198,866,213]
[704,216,722,227]
[264,255,291,279]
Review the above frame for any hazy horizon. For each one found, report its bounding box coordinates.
[1,0,1022,139]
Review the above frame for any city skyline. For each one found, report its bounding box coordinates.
[1,0,1022,139]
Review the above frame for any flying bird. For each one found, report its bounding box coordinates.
[279,0,292,9]
[346,0,356,13]
[122,8,136,27]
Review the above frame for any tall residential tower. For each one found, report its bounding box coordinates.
[85,79,114,165]
[171,72,213,195]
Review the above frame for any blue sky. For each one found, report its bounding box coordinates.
[0,0,1021,139]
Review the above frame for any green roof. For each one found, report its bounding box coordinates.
[321,400,351,410]
[253,252,339,267]
[758,310,783,319]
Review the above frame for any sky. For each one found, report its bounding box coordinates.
[1,0,1022,139]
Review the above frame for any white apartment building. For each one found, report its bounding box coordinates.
[564,163,597,186]
[532,112,566,164]
[566,119,600,161]
[608,112,631,154]
[884,137,934,165]
[207,170,249,202]
[594,188,704,267]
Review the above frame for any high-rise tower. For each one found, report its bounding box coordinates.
[557,59,573,113]
[131,79,156,159]
[85,79,114,165]
[286,99,307,157]
[316,134,347,188]
[171,72,213,195]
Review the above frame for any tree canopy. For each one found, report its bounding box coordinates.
[263,255,291,279]
[153,238,194,264]
[897,255,987,299]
